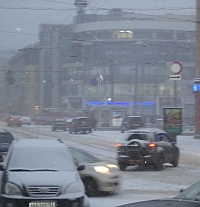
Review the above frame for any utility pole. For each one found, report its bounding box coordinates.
[195,0,200,139]
[110,58,114,103]
[133,60,138,115]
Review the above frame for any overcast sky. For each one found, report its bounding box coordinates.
[0,0,196,50]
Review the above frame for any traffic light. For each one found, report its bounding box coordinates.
[6,70,15,85]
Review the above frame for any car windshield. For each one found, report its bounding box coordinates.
[69,148,100,163]
[174,181,200,201]
[0,134,13,143]
[7,148,75,171]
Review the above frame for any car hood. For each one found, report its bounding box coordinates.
[116,199,200,207]
[8,171,79,187]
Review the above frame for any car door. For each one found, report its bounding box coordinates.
[155,133,172,162]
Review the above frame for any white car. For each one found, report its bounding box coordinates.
[21,116,32,125]
[69,147,121,197]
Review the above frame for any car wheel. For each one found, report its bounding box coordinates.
[82,178,99,197]
[153,153,164,171]
[75,129,77,134]
[89,128,92,133]
[118,161,127,171]
[171,151,179,167]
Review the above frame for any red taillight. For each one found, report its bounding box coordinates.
[19,118,22,122]
[148,143,156,149]
[9,118,14,122]
[116,143,122,147]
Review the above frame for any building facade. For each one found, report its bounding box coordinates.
[4,8,196,127]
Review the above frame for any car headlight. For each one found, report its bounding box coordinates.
[94,166,110,174]
[107,164,118,169]
[4,182,22,195]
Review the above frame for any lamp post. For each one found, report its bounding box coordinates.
[133,60,138,115]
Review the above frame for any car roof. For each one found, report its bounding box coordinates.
[74,117,88,119]
[11,139,66,149]
[125,127,167,134]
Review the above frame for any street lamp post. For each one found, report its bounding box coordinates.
[133,60,138,115]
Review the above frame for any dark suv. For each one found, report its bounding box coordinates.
[69,117,92,134]
[0,130,14,161]
[117,128,179,171]
[121,116,144,133]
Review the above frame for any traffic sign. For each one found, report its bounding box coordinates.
[170,74,181,80]
[170,62,182,74]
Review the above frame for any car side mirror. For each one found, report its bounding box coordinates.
[0,163,5,171]
[77,164,85,171]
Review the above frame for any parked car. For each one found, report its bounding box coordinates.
[116,180,200,207]
[117,128,179,171]
[69,117,92,134]
[52,119,67,131]
[5,115,22,127]
[21,116,32,125]
[69,147,120,197]
[0,129,14,161]
[121,116,144,133]
[0,138,90,207]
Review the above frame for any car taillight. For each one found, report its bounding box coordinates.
[9,118,14,122]
[148,143,156,149]
[19,118,22,122]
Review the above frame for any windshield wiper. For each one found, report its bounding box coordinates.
[9,169,33,172]
[31,169,58,172]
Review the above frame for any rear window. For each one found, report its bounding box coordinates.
[127,133,148,141]
[0,133,13,143]
[128,117,142,123]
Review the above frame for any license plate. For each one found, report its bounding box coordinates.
[29,201,56,207]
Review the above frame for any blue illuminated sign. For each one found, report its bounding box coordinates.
[193,84,200,92]
[84,101,155,106]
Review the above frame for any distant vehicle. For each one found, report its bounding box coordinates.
[6,115,22,127]
[121,116,144,133]
[52,119,67,131]
[33,116,46,125]
[117,128,179,171]
[69,147,120,197]
[21,116,32,125]
[116,180,200,207]
[0,138,90,207]
[69,117,92,134]
[0,130,14,161]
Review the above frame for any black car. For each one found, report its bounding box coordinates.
[0,130,14,161]
[52,119,67,131]
[116,180,200,207]
[117,128,179,171]
[121,116,144,133]
[69,117,92,134]
[0,138,90,207]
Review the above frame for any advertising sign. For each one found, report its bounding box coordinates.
[163,107,182,135]
[112,111,123,127]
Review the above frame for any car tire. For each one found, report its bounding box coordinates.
[118,161,127,171]
[89,128,92,133]
[82,177,99,197]
[75,129,77,134]
[153,153,164,171]
[171,150,179,167]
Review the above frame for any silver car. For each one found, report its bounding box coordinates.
[0,139,90,207]
[69,147,121,197]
